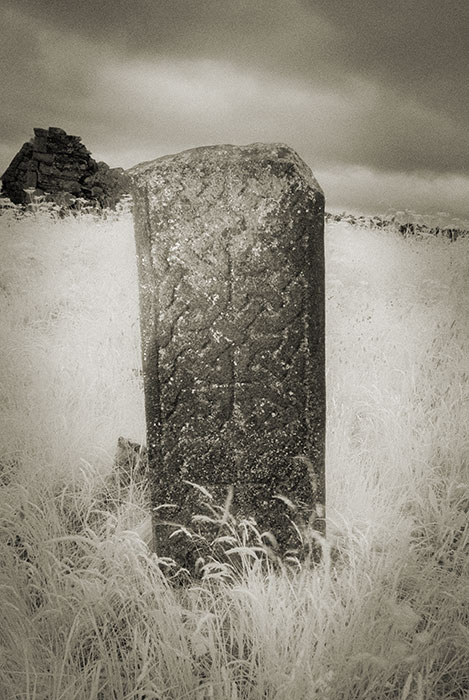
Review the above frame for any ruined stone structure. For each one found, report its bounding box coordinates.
[129,143,325,570]
[1,127,129,208]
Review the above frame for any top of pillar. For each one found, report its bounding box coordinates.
[127,142,323,196]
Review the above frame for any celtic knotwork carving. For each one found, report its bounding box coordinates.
[129,143,325,569]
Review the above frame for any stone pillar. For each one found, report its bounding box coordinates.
[129,143,325,569]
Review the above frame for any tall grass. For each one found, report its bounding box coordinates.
[0,199,145,484]
[0,202,467,699]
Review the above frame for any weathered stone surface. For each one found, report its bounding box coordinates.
[129,143,325,570]
[114,436,149,488]
[1,127,130,209]
[35,152,55,164]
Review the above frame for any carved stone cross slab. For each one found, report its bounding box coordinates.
[129,143,325,570]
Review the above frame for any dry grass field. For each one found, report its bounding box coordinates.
[0,198,468,699]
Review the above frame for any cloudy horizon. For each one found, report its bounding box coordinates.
[2,0,468,224]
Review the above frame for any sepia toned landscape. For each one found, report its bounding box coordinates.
[0,198,467,699]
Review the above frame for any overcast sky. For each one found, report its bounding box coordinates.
[1,0,468,223]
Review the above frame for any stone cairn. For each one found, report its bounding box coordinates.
[129,143,325,572]
[1,127,129,209]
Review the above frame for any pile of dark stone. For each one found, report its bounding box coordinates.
[1,127,130,209]
[396,221,464,242]
[325,211,468,241]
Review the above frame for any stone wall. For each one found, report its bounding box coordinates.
[1,127,129,209]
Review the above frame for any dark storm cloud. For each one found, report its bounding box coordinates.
[4,0,468,173]
[6,0,468,110]
[1,0,468,219]
[309,0,469,118]
[2,0,333,79]
[1,6,101,144]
